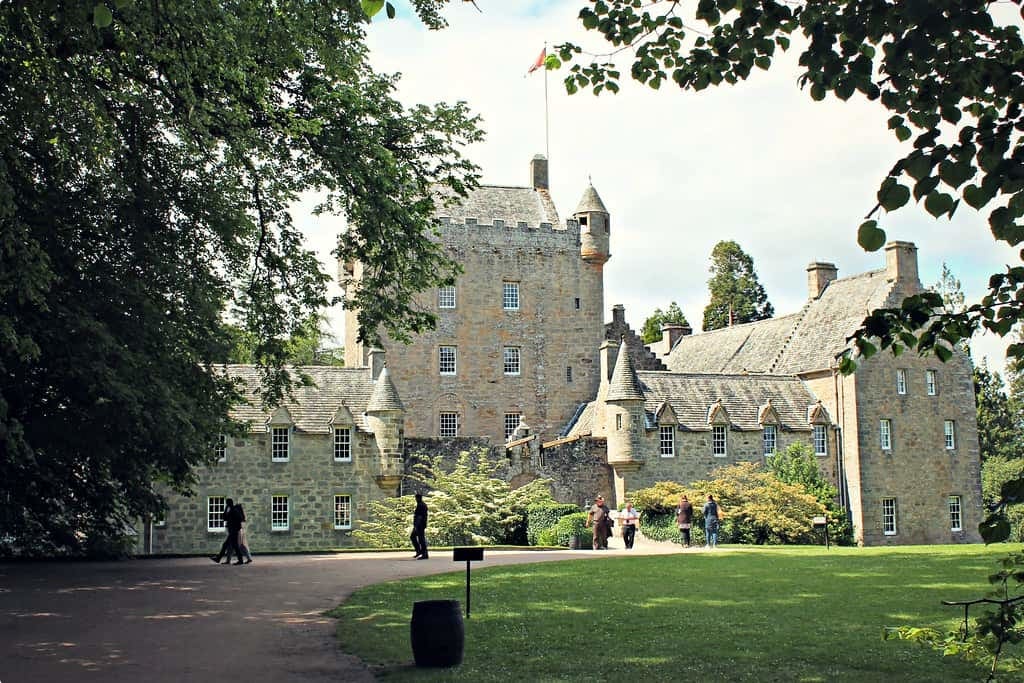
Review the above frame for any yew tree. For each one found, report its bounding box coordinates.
[702,240,774,331]
[0,1,480,554]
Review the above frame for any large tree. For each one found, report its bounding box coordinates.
[0,2,480,555]
[641,301,690,343]
[545,0,1024,540]
[702,240,774,331]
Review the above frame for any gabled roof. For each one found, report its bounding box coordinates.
[637,372,818,431]
[225,365,375,433]
[435,185,560,227]
[666,268,904,375]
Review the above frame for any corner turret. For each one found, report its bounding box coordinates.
[575,182,610,265]
[365,363,405,491]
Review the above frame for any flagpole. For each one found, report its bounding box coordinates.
[544,42,550,163]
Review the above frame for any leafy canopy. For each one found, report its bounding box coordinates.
[641,301,690,343]
[0,1,480,555]
[702,240,774,331]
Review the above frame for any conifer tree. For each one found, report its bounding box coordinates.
[702,241,774,332]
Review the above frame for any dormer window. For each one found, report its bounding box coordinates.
[763,425,777,456]
[712,425,727,456]
[271,427,290,462]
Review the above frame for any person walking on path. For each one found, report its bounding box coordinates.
[621,501,639,549]
[411,493,429,560]
[236,504,253,564]
[703,494,720,549]
[586,495,611,550]
[676,495,694,548]
[210,498,246,565]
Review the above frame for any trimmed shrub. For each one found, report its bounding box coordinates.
[539,512,592,548]
[526,503,580,546]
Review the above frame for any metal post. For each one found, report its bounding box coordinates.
[465,561,471,618]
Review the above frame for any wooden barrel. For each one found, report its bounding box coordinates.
[410,600,464,667]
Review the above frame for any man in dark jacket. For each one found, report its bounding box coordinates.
[411,493,429,560]
[210,498,246,565]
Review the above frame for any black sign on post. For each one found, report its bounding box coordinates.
[452,547,484,617]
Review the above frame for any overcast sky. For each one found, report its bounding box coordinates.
[297,1,1020,373]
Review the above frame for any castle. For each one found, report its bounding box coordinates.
[139,156,982,554]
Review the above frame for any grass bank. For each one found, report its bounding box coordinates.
[328,544,1024,681]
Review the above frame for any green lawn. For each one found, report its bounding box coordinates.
[328,545,1022,681]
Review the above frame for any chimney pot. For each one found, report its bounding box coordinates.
[806,262,838,299]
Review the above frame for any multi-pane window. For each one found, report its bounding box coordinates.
[503,281,520,310]
[659,425,675,457]
[566,366,573,383]
[880,419,892,451]
[944,420,956,450]
[334,494,352,530]
[763,425,777,456]
[949,495,963,531]
[272,427,290,461]
[215,434,226,463]
[334,427,352,462]
[438,285,456,309]
[503,347,521,375]
[504,412,522,440]
[926,369,937,396]
[882,498,897,535]
[207,496,227,532]
[896,369,907,395]
[439,412,459,438]
[271,495,289,531]
[813,425,828,456]
[712,425,727,456]
[439,346,457,375]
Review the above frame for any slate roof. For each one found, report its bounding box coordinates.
[366,366,404,412]
[435,185,560,227]
[575,184,608,214]
[224,365,376,433]
[607,340,645,401]
[666,268,901,375]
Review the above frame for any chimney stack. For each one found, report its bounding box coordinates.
[599,340,618,383]
[367,347,386,381]
[530,154,549,190]
[661,323,692,350]
[806,262,838,299]
[885,241,919,288]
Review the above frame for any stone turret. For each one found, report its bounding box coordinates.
[365,363,404,490]
[576,182,610,265]
[604,338,644,506]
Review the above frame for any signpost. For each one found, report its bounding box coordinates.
[452,547,484,617]
[812,516,829,549]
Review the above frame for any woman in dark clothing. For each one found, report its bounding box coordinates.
[676,495,694,548]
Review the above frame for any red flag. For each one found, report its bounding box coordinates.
[527,48,546,75]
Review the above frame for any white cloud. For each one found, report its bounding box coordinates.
[297,2,1020,372]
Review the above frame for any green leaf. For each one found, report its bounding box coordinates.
[935,345,952,362]
[895,126,912,142]
[93,3,113,28]
[754,56,771,70]
[858,220,886,251]
[924,192,954,218]
[386,2,396,19]
[963,183,993,210]
[904,154,932,181]
[361,0,385,18]
[878,181,911,211]
[938,160,973,189]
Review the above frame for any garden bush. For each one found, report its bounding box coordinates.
[537,512,591,548]
[526,503,580,546]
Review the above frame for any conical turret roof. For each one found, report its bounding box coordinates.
[574,183,608,215]
[607,339,644,402]
[366,366,404,412]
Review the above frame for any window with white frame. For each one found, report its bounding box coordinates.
[334,427,352,461]
[949,495,962,531]
[712,425,727,456]
[880,419,892,451]
[813,425,828,456]
[503,281,520,310]
[334,494,352,530]
[215,434,226,463]
[504,412,522,440]
[926,369,937,395]
[271,427,290,461]
[503,347,521,375]
[896,369,907,395]
[944,420,956,450]
[439,346,457,375]
[271,495,289,531]
[207,496,227,532]
[763,425,777,456]
[882,497,897,535]
[438,285,456,309]
[659,425,675,457]
[439,412,459,438]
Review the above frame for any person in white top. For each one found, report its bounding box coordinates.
[620,501,640,549]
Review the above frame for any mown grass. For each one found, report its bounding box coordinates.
[328,545,1023,681]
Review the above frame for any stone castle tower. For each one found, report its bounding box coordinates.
[343,156,611,443]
